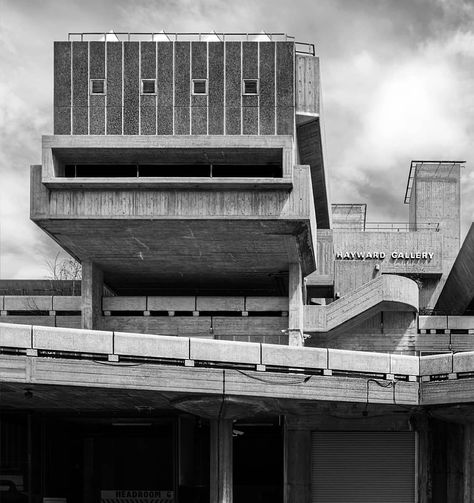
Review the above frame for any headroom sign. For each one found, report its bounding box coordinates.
[335,251,434,260]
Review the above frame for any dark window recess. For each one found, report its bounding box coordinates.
[142,79,156,94]
[140,165,210,177]
[90,79,106,94]
[63,163,282,178]
[192,79,208,95]
[243,79,259,95]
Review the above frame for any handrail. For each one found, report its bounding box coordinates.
[334,221,440,232]
[66,32,315,55]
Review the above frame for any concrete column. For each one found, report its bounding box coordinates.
[288,262,304,346]
[81,260,103,330]
[284,428,311,503]
[464,424,474,502]
[210,419,233,503]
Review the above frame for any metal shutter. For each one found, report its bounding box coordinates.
[311,432,415,503]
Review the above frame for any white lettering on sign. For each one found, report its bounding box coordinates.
[100,490,174,503]
[335,251,433,261]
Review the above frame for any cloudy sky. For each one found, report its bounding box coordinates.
[0,0,473,278]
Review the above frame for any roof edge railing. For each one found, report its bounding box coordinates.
[67,32,315,55]
[333,222,440,232]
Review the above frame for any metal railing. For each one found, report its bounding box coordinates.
[67,32,315,55]
[334,221,440,232]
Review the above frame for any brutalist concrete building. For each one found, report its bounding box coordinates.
[1,31,474,503]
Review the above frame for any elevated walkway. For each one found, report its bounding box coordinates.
[2,322,474,409]
[304,274,419,333]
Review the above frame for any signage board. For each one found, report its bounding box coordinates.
[101,490,174,503]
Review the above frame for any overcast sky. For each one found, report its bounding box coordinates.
[0,0,473,278]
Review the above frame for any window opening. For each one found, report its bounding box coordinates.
[243,79,259,95]
[90,79,106,95]
[141,79,157,94]
[192,79,208,95]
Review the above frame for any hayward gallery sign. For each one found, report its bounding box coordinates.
[335,251,434,260]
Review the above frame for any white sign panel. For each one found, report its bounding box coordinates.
[101,490,174,503]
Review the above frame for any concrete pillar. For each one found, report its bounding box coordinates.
[210,419,233,503]
[81,260,103,330]
[288,262,304,346]
[284,428,311,503]
[464,424,474,502]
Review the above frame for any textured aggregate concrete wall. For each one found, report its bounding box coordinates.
[54,41,295,136]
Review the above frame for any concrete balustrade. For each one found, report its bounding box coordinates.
[418,316,448,331]
[147,296,195,311]
[0,322,32,348]
[419,354,453,376]
[103,296,147,312]
[4,296,53,311]
[390,354,419,376]
[33,326,113,354]
[52,296,82,311]
[328,348,390,374]
[245,297,288,311]
[190,338,261,364]
[262,344,327,369]
[114,331,189,359]
[5,322,474,379]
[196,297,245,312]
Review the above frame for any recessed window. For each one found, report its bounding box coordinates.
[141,79,157,94]
[243,79,259,95]
[192,79,208,95]
[90,79,106,95]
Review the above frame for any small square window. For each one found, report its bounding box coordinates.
[141,79,157,94]
[90,79,106,95]
[243,79,259,95]
[192,79,208,95]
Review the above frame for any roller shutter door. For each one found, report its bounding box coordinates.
[311,432,415,503]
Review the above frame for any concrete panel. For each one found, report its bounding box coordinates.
[33,326,113,354]
[123,104,139,135]
[242,107,258,135]
[72,42,88,107]
[276,106,294,135]
[276,42,294,107]
[174,107,190,135]
[208,107,224,135]
[140,106,157,135]
[114,331,189,359]
[89,41,105,79]
[259,42,275,108]
[54,107,71,135]
[72,106,88,135]
[53,296,81,311]
[328,349,390,374]
[191,107,207,135]
[157,42,173,106]
[124,42,139,105]
[54,42,71,109]
[196,297,244,311]
[0,322,32,349]
[453,352,474,373]
[449,317,474,330]
[102,316,212,337]
[390,354,419,376]
[4,296,53,311]
[419,354,453,376]
[140,42,156,79]
[0,296,3,310]
[103,296,147,311]
[225,107,241,135]
[190,338,260,364]
[245,297,288,311]
[259,107,275,135]
[157,106,173,135]
[242,42,258,79]
[106,42,122,107]
[225,42,241,108]
[147,296,195,311]
[295,55,319,116]
[418,316,448,330]
[209,43,224,108]
[90,101,105,135]
[106,106,122,135]
[212,317,288,337]
[262,344,327,369]
[191,41,207,79]
[174,42,190,107]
